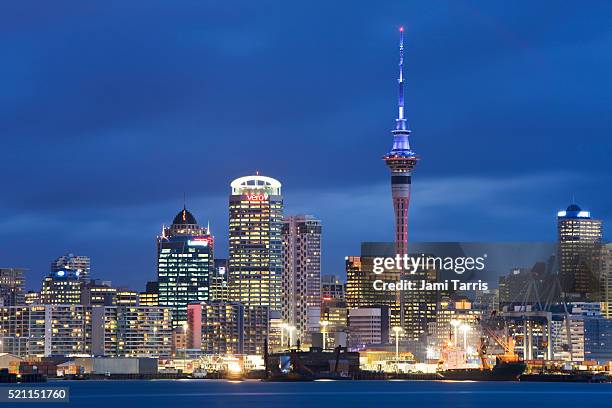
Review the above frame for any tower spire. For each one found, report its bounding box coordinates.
[396,26,407,132]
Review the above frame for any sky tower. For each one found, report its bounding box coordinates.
[383,26,419,256]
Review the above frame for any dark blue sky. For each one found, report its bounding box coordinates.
[1,1,610,290]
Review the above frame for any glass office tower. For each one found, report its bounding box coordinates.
[157,206,213,327]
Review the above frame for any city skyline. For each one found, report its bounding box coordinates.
[2,2,611,291]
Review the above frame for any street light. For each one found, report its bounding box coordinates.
[320,320,329,350]
[450,320,461,347]
[280,323,288,350]
[286,325,296,349]
[392,327,403,361]
[460,324,470,350]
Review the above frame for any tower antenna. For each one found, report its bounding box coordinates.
[396,26,406,131]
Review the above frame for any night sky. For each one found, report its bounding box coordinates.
[2,1,610,291]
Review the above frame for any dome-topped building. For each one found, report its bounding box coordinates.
[172,206,199,226]
[557,203,591,219]
[157,204,213,327]
[164,205,209,236]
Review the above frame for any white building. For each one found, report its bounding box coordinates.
[282,215,322,345]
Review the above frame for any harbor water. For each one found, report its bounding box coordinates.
[3,379,611,408]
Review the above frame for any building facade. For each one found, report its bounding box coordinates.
[81,280,117,306]
[228,175,283,312]
[281,215,322,344]
[348,306,390,349]
[0,268,26,306]
[210,259,229,302]
[41,270,82,304]
[93,306,172,357]
[0,305,171,358]
[601,243,612,318]
[0,305,92,357]
[138,281,159,307]
[557,204,603,302]
[321,274,345,301]
[428,297,482,350]
[187,301,269,355]
[157,206,213,327]
[345,254,401,335]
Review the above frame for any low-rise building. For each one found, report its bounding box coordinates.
[187,301,269,355]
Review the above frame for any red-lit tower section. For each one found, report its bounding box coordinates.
[383,27,419,256]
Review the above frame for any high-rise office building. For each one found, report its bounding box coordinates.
[157,206,213,327]
[0,268,26,306]
[51,254,90,282]
[382,27,418,257]
[557,204,603,301]
[41,270,82,304]
[210,259,229,302]
[228,175,283,312]
[282,215,322,344]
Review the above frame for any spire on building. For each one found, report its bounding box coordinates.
[389,26,415,155]
[395,26,407,132]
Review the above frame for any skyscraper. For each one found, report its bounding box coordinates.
[157,206,213,327]
[0,268,26,306]
[51,254,90,282]
[383,27,419,257]
[282,215,322,344]
[557,204,603,301]
[228,175,283,312]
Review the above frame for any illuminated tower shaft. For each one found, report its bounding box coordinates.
[383,27,418,256]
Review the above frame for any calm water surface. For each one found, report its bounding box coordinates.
[4,379,612,408]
